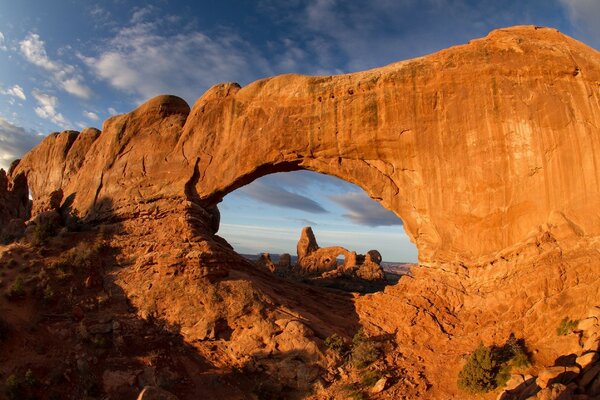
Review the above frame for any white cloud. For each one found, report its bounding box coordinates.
[0,32,7,51]
[32,90,69,129]
[19,33,92,99]
[559,0,600,44]
[0,117,43,170]
[107,107,118,115]
[329,192,403,227]
[82,15,272,102]
[83,110,99,120]
[1,85,26,100]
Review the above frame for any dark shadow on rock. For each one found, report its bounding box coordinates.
[554,353,578,367]
[0,192,367,399]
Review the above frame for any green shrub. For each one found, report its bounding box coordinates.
[325,333,346,353]
[557,318,579,336]
[351,342,379,369]
[352,328,367,347]
[349,328,380,369]
[24,369,36,387]
[458,344,499,393]
[342,384,366,400]
[4,374,21,400]
[7,276,25,299]
[360,369,383,387]
[458,337,532,393]
[500,335,530,369]
[30,220,57,246]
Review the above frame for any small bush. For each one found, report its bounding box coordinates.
[557,318,579,336]
[347,328,380,369]
[458,337,532,393]
[351,341,379,369]
[360,369,383,387]
[342,384,366,400]
[24,369,37,387]
[325,333,346,353]
[7,276,25,300]
[4,374,21,400]
[43,285,55,302]
[458,344,499,393]
[30,220,57,246]
[352,328,367,347]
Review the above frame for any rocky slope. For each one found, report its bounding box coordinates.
[1,25,600,399]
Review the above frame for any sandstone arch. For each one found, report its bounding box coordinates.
[8,26,600,268]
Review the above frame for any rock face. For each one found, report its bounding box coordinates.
[9,26,600,268]
[0,167,30,240]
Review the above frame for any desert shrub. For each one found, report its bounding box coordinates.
[557,318,579,336]
[458,344,499,393]
[360,369,383,387]
[24,369,36,387]
[342,384,367,400]
[43,285,55,302]
[4,374,21,400]
[325,333,347,353]
[499,335,530,369]
[459,337,532,393]
[29,220,57,246]
[351,329,379,369]
[7,276,25,300]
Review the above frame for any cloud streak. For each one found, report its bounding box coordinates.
[83,111,99,120]
[1,85,26,101]
[32,90,70,129]
[0,32,6,51]
[238,180,328,213]
[330,192,402,227]
[0,118,43,170]
[19,33,92,99]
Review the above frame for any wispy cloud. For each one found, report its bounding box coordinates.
[81,10,272,102]
[107,107,118,115]
[1,85,26,101]
[19,33,92,99]
[330,192,402,227]
[238,180,328,213]
[83,110,99,121]
[559,0,600,46]
[32,90,69,129]
[0,32,6,51]
[0,118,43,170]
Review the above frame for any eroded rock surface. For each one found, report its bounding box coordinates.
[10,26,600,268]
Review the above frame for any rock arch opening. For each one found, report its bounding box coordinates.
[217,170,417,290]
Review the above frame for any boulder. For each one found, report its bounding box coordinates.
[537,366,580,389]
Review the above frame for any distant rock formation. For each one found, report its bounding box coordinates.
[296,226,385,281]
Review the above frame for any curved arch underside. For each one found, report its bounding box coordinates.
[11,26,600,267]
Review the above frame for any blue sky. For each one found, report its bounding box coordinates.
[0,0,599,262]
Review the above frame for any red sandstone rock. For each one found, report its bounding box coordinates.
[10,26,600,269]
